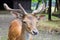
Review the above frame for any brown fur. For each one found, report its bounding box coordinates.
[8,19,22,40]
[8,14,38,40]
[8,19,33,40]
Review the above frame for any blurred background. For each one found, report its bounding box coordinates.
[0,0,60,40]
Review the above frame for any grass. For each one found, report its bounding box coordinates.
[38,14,60,32]
[1,35,7,40]
[0,28,2,31]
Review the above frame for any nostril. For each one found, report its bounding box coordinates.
[33,31,37,35]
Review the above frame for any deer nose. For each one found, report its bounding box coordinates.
[33,31,38,35]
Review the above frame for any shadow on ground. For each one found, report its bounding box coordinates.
[52,14,60,18]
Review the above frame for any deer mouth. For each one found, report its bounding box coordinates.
[32,30,39,35]
[32,31,38,35]
[27,29,39,35]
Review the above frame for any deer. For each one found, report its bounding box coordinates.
[3,3,46,40]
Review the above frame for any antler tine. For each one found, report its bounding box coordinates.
[32,3,47,14]
[18,3,27,14]
[3,3,14,11]
[3,3,21,12]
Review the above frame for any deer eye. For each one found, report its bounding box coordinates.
[23,21,26,23]
[23,20,26,23]
[23,21,27,26]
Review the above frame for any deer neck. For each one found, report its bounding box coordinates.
[16,19,32,40]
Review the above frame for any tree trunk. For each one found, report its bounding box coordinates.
[57,0,60,10]
[48,0,52,21]
[44,0,47,13]
[56,0,59,10]
[54,0,57,13]
[35,0,40,10]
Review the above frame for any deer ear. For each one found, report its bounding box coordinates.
[10,11,20,18]
[37,15,46,20]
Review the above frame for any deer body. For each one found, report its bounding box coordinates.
[3,3,46,40]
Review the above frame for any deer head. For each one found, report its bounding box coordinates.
[3,3,46,35]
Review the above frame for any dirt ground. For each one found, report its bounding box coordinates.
[0,14,60,40]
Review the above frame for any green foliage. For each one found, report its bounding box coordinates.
[32,0,42,3]
[32,0,38,3]
[1,36,7,40]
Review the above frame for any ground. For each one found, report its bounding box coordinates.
[0,11,60,40]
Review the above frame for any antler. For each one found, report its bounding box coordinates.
[18,3,27,14]
[3,3,21,11]
[32,3,48,14]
